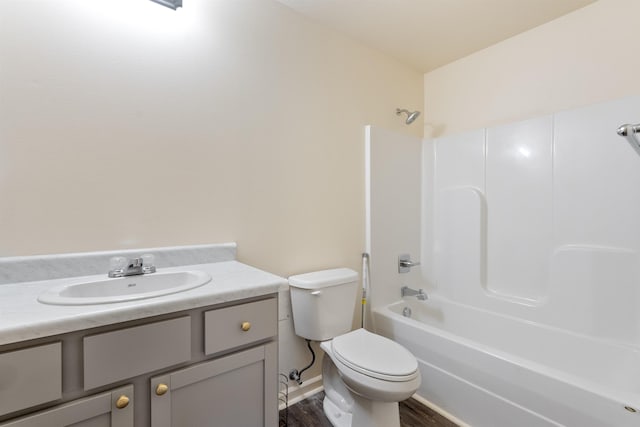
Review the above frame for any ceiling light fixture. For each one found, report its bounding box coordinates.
[149,0,182,10]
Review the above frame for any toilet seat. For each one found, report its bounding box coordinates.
[331,329,419,382]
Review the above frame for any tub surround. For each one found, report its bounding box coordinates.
[0,243,286,346]
[422,96,640,342]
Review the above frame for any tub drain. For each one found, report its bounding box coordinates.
[402,306,412,318]
[624,406,637,413]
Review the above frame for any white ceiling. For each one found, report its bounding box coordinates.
[276,0,597,73]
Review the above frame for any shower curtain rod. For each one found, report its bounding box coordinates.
[617,123,640,156]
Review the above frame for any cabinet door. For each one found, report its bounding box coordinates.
[151,343,277,427]
[0,385,133,427]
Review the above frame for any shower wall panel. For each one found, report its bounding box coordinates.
[425,96,640,345]
[553,98,640,248]
[432,129,486,300]
[433,129,485,191]
[485,116,553,302]
[434,187,485,302]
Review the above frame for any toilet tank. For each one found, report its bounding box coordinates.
[288,268,359,341]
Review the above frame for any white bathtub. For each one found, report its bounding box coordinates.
[373,295,640,427]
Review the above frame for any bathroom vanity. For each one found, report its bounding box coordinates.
[0,244,285,427]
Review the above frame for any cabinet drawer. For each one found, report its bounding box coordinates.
[0,342,62,417]
[84,317,191,390]
[204,298,277,355]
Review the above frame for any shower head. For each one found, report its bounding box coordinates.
[396,108,421,125]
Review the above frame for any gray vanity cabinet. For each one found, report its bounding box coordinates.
[0,385,133,427]
[0,295,278,427]
[150,342,277,427]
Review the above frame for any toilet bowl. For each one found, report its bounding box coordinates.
[320,329,421,427]
[288,268,421,427]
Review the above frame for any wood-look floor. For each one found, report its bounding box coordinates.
[280,391,459,427]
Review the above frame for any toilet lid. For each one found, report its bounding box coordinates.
[331,329,418,382]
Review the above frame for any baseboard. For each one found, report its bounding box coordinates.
[411,393,471,427]
[279,374,324,410]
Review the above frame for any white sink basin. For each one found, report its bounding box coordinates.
[37,271,212,305]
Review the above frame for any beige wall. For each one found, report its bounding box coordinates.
[0,0,423,276]
[423,0,638,138]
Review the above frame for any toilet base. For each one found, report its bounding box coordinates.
[323,392,400,427]
[323,395,352,427]
[351,394,400,427]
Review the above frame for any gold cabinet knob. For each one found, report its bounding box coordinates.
[241,321,251,332]
[115,395,130,409]
[156,383,169,396]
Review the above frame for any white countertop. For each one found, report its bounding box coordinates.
[0,260,287,347]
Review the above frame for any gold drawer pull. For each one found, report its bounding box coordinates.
[241,321,251,332]
[115,395,130,409]
[156,383,169,396]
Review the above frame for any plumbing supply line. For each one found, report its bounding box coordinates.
[289,339,316,385]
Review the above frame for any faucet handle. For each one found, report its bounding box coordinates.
[108,257,127,278]
[141,254,156,273]
[110,256,127,270]
[398,254,421,273]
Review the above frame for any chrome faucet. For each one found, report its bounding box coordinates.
[125,257,144,276]
[108,255,156,278]
[401,286,427,301]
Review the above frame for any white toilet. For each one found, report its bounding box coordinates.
[288,268,421,427]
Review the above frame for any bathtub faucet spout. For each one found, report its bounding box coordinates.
[401,286,427,301]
